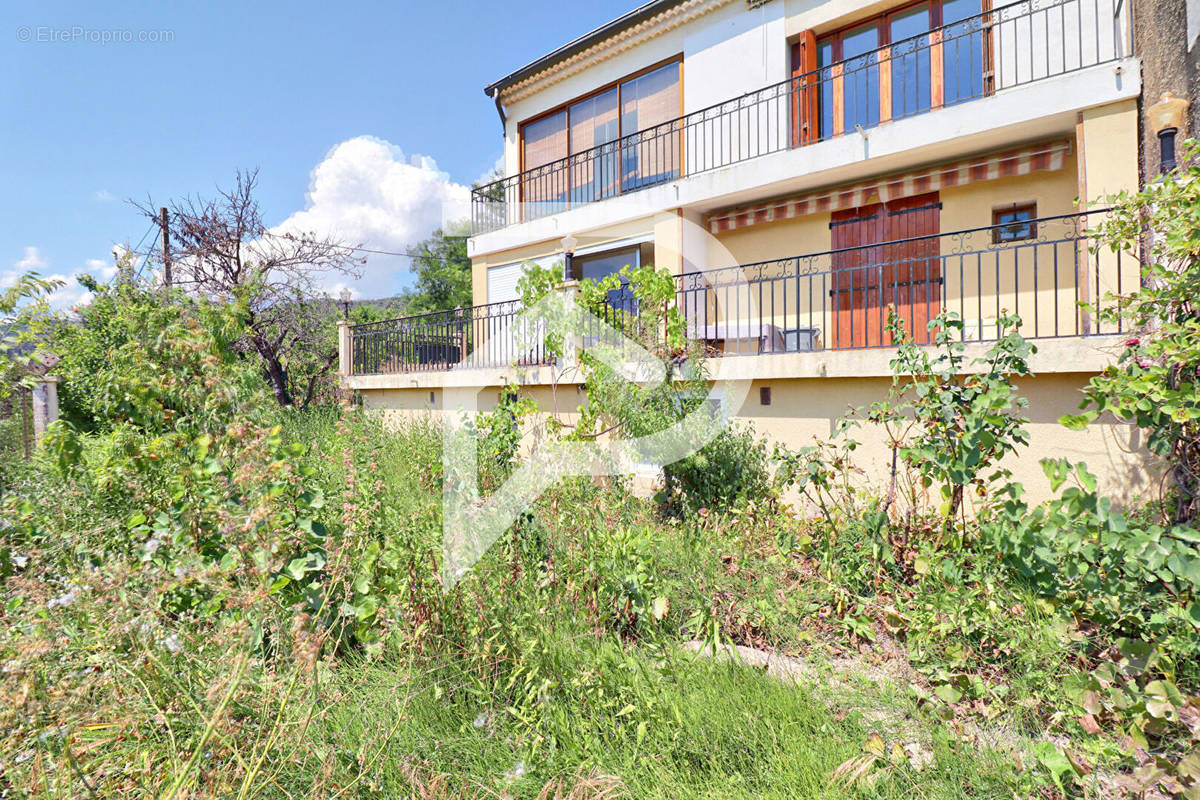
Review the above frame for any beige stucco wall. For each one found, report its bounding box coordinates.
[355,364,1154,510]
[1079,98,1141,204]
[737,371,1153,510]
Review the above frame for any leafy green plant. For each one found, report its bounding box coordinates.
[1062,640,1200,797]
[584,524,671,638]
[1066,139,1200,523]
[476,382,538,491]
[855,310,1033,537]
[661,424,773,517]
[984,459,1200,648]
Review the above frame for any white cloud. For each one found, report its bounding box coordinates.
[475,153,506,187]
[15,246,46,272]
[93,189,117,203]
[2,247,119,313]
[273,136,471,298]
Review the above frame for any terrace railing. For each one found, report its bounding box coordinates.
[471,0,1129,234]
[351,300,549,376]
[675,212,1130,355]
[347,214,1133,377]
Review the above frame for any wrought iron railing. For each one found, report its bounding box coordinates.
[347,214,1132,376]
[675,212,1129,355]
[471,0,1129,234]
[351,300,548,376]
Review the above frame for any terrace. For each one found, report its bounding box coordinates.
[348,212,1132,377]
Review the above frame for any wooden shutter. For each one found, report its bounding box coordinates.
[790,31,819,147]
[830,204,886,349]
[882,193,942,344]
[829,194,941,348]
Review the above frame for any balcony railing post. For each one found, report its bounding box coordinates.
[337,319,353,378]
[556,280,580,371]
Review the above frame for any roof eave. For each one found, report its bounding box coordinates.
[483,0,689,99]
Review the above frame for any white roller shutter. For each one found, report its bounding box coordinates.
[486,255,562,304]
[482,256,561,366]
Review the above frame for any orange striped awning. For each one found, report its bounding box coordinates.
[706,140,1073,234]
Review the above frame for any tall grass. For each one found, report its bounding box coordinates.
[0,406,1055,798]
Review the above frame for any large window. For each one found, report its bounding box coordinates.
[810,0,985,139]
[570,242,655,310]
[519,59,681,213]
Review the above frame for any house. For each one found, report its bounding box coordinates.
[339,0,1182,503]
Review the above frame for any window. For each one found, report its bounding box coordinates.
[811,0,985,139]
[571,244,650,310]
[992,203,1037,243]
[941,0,986,105]
[522,112,568,211]
[619,62,682,190]
[519,58,681,210]
[839,22,882,132]
[568,89,619,203]
[889,4,932,119]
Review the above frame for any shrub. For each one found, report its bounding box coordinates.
[662,424,772,516]
[853,310,1033,538]
[1066,139,1200,523]
[984,459,1200,651]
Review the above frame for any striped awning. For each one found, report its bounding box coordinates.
[707,140,1073,234]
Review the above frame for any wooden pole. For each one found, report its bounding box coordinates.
[160,206,172,287]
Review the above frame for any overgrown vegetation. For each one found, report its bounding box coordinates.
[3,149,1200,798]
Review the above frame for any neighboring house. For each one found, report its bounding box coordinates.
[340,0,1188,503]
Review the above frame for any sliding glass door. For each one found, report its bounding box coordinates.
[814,0,985,139]
[518,60,680,217]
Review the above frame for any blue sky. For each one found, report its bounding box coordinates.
[1,0,636,305]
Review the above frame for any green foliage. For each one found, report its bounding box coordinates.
[662,424,772,517]
[586,524,671,637]
[14,215,1200,797]
[517,259,765,517]
[1,270,63,481]
[476,382,537,491]
[1067,140,1200,523]
[402,228,473,314]
[1,270,64,376]
[985,459,1200,650]
[856,310,1033,529]
[51,275,260,433]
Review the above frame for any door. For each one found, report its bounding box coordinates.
[830,192,941,348]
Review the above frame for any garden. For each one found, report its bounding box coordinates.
[1,153,1199,799]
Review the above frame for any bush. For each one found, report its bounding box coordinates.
[662,424,772,516]
[855,310,1033,534]
[1067,139,1200,523]
[985,459,1200,651]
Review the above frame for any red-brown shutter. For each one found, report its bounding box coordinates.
[790,31,819,147]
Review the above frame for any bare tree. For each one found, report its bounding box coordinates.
[138,170,364,407]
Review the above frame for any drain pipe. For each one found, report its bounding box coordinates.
[485,87,507,132]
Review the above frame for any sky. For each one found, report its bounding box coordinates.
[0,0,637,308]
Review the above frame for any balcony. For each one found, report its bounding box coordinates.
[350,213,1132,377]
[470,0,1130,236]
